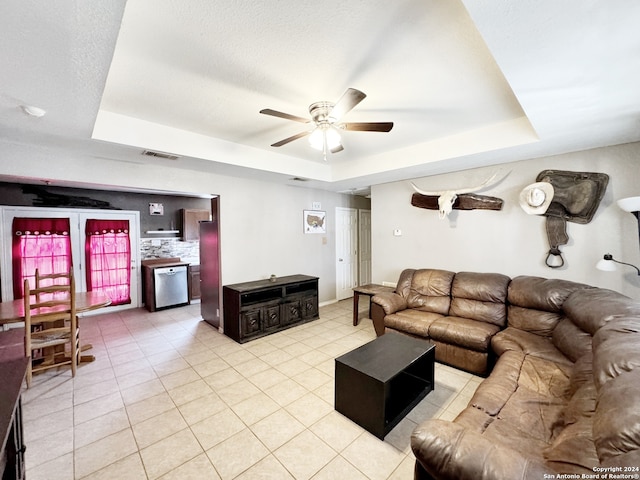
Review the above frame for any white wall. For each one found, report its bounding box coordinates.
[0,143,369,304]
[371,142,640,299]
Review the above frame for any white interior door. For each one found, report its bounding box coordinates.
[336,207,358,300]
[358,209,372,286]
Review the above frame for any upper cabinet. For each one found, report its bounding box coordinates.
[182,209,211,241]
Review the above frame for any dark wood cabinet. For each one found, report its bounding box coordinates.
[188,264,201,301]
[182,209,210,241]
[223,275,319,343]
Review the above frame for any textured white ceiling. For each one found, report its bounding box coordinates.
[1,0,640,194]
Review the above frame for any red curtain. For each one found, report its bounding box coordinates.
[12,217,72,299]
[85,219,131,305]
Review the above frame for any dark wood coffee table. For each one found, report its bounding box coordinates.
[335,332,435,439]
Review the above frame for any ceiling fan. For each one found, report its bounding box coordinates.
[259,88,393,159]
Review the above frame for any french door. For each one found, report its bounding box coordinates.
[1,207,140,313]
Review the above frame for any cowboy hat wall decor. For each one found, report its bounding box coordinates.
[519,182,555,215]
[520,170,609,268]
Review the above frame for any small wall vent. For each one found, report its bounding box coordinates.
[142,150,180,160]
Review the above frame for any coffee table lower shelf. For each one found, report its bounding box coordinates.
[334,332,435,439]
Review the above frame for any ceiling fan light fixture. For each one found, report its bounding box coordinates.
[20,105,46,117]
[309,124,341,151]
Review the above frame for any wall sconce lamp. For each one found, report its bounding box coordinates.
[596,254,640,275]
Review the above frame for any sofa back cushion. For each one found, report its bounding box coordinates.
[507,306,562,337]
[449,272,510,326]
[506,276,589,337]
[405,269,455,314]
[508,276,588,312]
[564,287,640,335]
[552,317,592,363]
[591,303,640,463]
[394,268,417,299]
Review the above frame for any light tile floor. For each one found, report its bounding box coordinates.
[22,299,482,480]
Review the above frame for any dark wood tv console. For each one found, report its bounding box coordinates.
[222,274,319,343]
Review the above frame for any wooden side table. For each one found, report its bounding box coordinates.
[352,284,395,326]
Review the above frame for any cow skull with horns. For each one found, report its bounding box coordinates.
[410,172,504,219]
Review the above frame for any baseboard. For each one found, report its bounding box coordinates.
[319,299,339,308]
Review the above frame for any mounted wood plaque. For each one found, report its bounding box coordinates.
[411,193,503,211]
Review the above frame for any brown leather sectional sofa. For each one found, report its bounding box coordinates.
[370,269,640,479]
[371,269,511,375]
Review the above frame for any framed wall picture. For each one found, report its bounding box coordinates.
[303,210,326,234]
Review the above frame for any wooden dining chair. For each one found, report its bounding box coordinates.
[23,272,79,388]
[35,268,72,288]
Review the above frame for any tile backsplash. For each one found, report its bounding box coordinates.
[140,238,200,264]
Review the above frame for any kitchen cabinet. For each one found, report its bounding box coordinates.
[182,209,210,241]
[141,258,190,312]
[188,264,201,301]
[223,275,319,343]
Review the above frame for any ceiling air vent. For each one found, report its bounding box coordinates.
[142,150,180,160]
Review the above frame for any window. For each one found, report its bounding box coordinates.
[85,219,131,306]
[12,217,72,299]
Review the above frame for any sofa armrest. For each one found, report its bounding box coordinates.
[371,292,407,315]
[370,293,406,337]
[412,419,554,480]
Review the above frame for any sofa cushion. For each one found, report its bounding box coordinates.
[508,276,588,312]
[552,317,592,362]
[412,419,555,480]
[564,287,640,335]
[593,317,640,350]
[592,320,640,390]
[518,355,571,399]
[593,369,640,461]
[429,316,500,352]
[384,309,443,338]
[543,418,599,474]
[449,272,510,327]
[394,268,416,298]
[567,352,593,397]
[405,269,455,314]
[560,380,596,427]
[469,350,523,416]
[507,305,562,336]
[492,327,573,367]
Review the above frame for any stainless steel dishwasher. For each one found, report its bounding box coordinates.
[153,265,189,309]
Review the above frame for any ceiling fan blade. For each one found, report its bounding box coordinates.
[260,109,310,123]
[270,131,310,147]
[329,88,367,121]
[330,144,344,154]
[342,122,394,132]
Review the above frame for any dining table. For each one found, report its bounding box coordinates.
[0,291,112,363]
